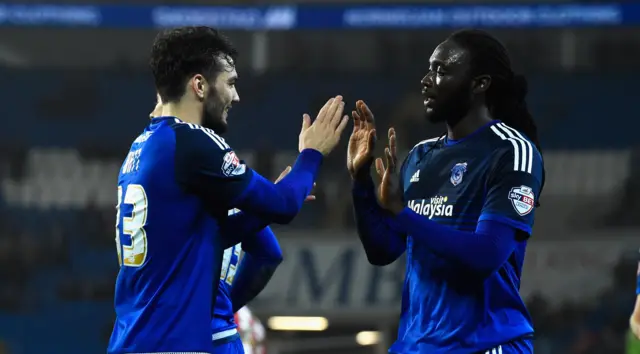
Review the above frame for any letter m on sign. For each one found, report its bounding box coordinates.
[287,248,355,307]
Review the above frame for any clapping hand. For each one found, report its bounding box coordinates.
[374,128,404,215]
[299,95,350,155]
[347,100,377,179]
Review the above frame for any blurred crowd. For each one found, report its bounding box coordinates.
[529,258,636,354]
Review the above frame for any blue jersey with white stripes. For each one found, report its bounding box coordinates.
[109,117,256,354]
[211,243,242,335]
[394,120,543,353]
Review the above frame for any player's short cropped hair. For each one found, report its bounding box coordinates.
[150,26,238,103]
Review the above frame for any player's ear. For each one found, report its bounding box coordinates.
[190,74,207,101]
[472,75,491,94]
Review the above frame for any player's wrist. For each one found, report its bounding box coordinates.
[299,148,324,159]
[393,207,419,229]
[296,149,324,174]
[387,201,405,215]
[351,159,374,181]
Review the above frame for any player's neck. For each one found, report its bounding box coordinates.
[162,102,203,126]
[446,106,493,140]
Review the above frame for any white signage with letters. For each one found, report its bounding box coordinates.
[252,232,637,321]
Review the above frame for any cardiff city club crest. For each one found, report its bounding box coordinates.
[450,162,468,186]
[508,185,535,216]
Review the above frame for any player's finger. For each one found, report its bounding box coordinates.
[316,98,334,123]
[305,195,316,202]
[375,157,385,179]
[355,110,367,130]
[327,95,343,125]
[301,114,311,131]
[331,101,346,128]
[356,100,365,120]
[384,147,392,171]
[335,115,349,136]
[359,101,375,125]
[275,166,292,183]
[385,147,398,173]
[388,127,397,157]
[367,129,376,153]
[352,110,360,132]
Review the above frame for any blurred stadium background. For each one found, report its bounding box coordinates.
[0,0,639,353]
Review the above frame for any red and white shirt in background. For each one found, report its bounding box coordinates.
[234,306,266,354]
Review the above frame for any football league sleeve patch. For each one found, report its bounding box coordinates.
[173,122,254,211]
[221,150,247,177]
[478,147,543,235]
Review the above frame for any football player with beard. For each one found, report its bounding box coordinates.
[349,29,545,354]
[108,26,348,354]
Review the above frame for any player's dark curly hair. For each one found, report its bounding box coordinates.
[448,29,541,154]
[449,29,545,204]
[150,26,238,103]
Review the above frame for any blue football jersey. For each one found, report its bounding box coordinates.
[391,121,543,353]
[211,243,242,336]
[108,117,263,354]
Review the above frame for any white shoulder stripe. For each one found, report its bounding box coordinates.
[489,123,533,174]
[199,126,230,150]
[174,118,230,150]
[410,136,442,151]
[498,123,534,173]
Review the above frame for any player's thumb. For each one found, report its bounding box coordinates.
[275,166,292,183]
[301,113,311,132]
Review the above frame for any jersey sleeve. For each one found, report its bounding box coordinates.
[173,123,254,211]
[478,144,544,235]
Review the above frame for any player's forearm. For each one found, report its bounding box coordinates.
[395,208,516,275]
[220,212,271,248]
[230,227,282,311]
[352,172,406,266]
[231,251,281,312]
[234,149,321,224]
[242,227,283,262]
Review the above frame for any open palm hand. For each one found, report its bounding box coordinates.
[347,100,377,179]
[374,128,404,215]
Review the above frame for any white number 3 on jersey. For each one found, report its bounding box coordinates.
[116,184,149,267]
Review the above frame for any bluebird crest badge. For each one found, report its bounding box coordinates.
[450,162,468,186]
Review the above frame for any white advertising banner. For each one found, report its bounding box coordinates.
[252,232,638,320]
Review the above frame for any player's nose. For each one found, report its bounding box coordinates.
[421,73,434,87]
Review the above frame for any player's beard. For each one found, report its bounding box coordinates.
[201,87,228,134]
[425,85,473,128]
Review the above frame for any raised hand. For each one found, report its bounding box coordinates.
[347,100,377,179]
[299,95,350,156]
[374,128,404,215]
[275,166,316,202]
